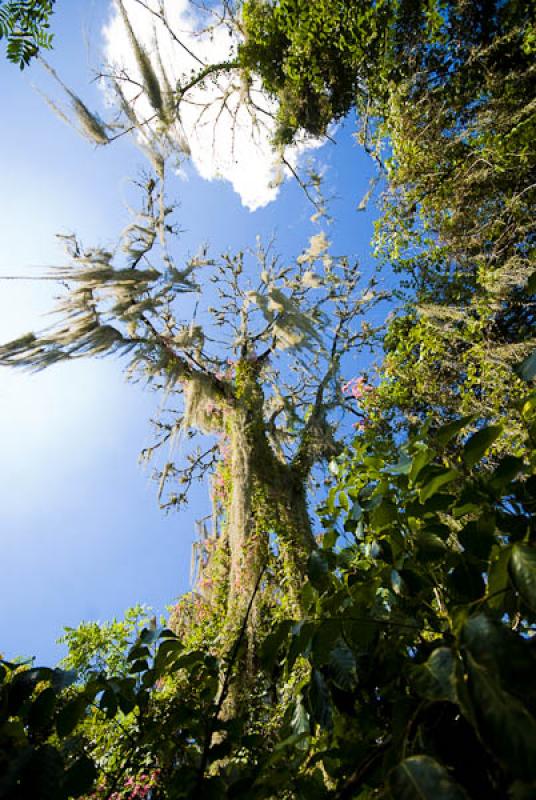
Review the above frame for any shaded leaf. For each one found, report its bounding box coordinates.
[517,350,536,382]
[409,444,434,483]
[329,643,356,691]
[462,426,502,468]
[99,688,118,719]
[63,754,97,798]
[419,469,459,502]
[463,653,536,781]
[489,456,525,491]
[291,696,310,739]
[509,544,536,611]
[385,453,412,475]
[28,686,56,730]
[389,755,469,799]
[311,622,340,667]
[307,551,330,591]
[435,415,475,447]
[56,696,87,738]
[412,648,457,703]
[415,532,448,561]
[308,669,332,730]
[287,622,316,672]
[487,545,513,610]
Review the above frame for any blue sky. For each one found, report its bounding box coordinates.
[0,0,381,665]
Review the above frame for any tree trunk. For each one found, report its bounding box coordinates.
[225,361,315,635]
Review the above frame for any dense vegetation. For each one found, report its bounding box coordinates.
[1,0,535,798]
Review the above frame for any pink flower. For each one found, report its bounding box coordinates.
[353,417,372,432]
[342,376,373,400]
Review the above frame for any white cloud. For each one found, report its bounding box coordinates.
[102,0,323,210]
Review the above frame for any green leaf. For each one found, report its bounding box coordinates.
[489,456,525,491]
[158,627,178,639]
[311,622,340,667]
[509,780,536,800]
[391,568,403,594]
[326,486,338,514]
[448,561,485,601]
[287,622,315,672]
[522,392,536,418]
[154,638,183,676]
[517,349,536,382]
[462,425,502,468]
[63,754,97,798]
[415,532,448,561]
[510,544,536,611]
[461,613,536,692]
[419,469,459,502]
[421,522,451,541]
[321,527,338,549]
[129,659,149,674]
[28,686,56,730]
[411,648,457,703]
[142,667,156,688]
[329,644,356,691]
[487,546,513,609]
[99,688,118,719]
[463,653,536,781]
[50,668,77,692]
[307,550,330,591]
[435,415,475,447]
[458,519,496,560]
[8,668,51,715]
[371,498,398,530]
[389,755,469,799]
[139,626,158,644]
[291,696,310,739]
[349,501,363,522]
[409,444,434,484]
[385,453,412,475]
[308,669,332,730]
[117,689,136,716]
[342,614,378,653]
[127,644,151,662]
[56,696,86,738]
[338,490,350,511]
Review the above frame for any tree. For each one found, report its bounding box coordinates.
[3,397,536,799]
[236,0,536,442]
[0,168,383,679]
[0,0,56,67]
[2,2,536,797]
[46,0,528,447]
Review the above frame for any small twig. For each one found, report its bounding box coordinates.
[131,0,207,66]
[281,155,323,211]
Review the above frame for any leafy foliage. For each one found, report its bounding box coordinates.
[3,396,536,798]
[240,0,535,445]
[0,0,55,68]
[2,0,536,796]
